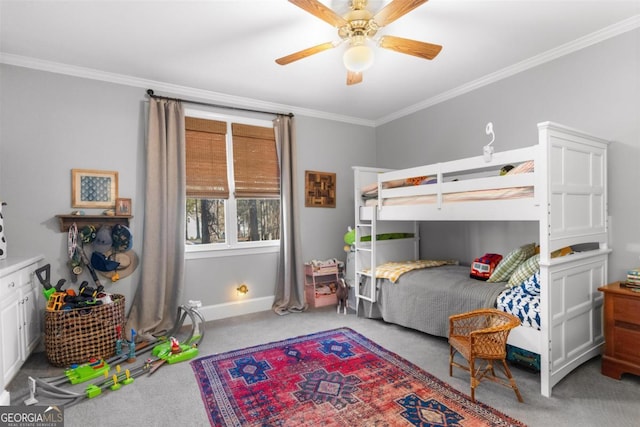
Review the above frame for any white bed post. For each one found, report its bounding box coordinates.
[537,122,610,397]
[353,167,364,315]
[537,123,552,397]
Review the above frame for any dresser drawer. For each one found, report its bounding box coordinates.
[613,296,640,325]
[0,270,22,298]
[613,328,640,365]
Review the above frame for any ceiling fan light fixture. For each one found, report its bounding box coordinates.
[343,43,374,72]
[278,0,438,85]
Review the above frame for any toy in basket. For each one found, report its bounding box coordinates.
[44,294,126,367]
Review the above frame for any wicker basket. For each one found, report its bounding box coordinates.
[44,294,125,367]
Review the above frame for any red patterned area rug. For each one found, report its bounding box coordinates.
[191,327,525,426]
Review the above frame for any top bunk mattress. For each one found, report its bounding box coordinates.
[365,186,534,207]
[361,160,535,207]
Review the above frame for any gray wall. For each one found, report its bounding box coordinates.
[0,64,375,314]
[296,116,376,261]
[1,27,636,318]
[376,29,640,279]
[0,67,146,312]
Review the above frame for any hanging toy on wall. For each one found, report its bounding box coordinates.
[483,122,495,162]
[68,225,96,282]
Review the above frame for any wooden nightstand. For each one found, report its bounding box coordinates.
[598,282,640,379]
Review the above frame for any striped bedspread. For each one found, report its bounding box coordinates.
[358,264,508,338]
[362,259,458,283]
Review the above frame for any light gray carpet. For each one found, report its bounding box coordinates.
[7,305,640,426]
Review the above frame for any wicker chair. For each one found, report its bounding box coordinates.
[449,308,524,403]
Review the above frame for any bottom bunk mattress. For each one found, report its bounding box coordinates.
[358,264,507,338]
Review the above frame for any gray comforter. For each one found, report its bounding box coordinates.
[358,264,507,338]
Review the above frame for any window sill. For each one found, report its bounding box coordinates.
[185,244,279,260]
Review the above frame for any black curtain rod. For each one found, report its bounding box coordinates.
[146,89,294,118]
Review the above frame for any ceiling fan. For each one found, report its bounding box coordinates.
[275,0,442,85]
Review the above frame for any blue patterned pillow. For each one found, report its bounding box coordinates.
[508,254,540,287]
[517,271,540,296]
[496,287,541,330]
[487,243,536,283]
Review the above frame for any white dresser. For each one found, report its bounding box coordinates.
[0,255,44,405]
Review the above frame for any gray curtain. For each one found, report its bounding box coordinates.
[127,98,186,339]
[272,115,306,314]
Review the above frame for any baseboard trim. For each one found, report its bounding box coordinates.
[184,296,274,324]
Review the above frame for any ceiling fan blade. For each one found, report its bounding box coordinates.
[379,35,442,60]
[346,71,363,85]
[373,0,428,27]
[275,42,336,65]
[289,0,348,28]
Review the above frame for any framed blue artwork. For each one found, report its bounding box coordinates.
[71,169,118,208]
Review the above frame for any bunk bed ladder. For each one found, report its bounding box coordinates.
[354,218,376,316]
[354,211,377,316]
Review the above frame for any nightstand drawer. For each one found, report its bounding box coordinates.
[600,282,640,380]
[613,296,640,325]
[614,328,640,365]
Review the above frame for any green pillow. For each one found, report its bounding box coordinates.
[507,254,540,287]
[487,243,536,283]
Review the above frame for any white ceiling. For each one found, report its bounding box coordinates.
[1,0,639,124]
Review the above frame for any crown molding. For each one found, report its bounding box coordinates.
[1,14,638,128]
[0,53,376,128]
[375,14,640,126]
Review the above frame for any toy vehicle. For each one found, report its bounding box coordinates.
[470,253,503,280]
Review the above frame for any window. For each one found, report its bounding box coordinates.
[185,111,280,253]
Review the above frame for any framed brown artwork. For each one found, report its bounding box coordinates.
[71,169,118,209]
[305,170,336,208]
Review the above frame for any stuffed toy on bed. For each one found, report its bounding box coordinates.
[470,253,503,280]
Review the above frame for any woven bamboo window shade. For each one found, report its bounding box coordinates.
[185,117,229,198]
[232,123,280,199]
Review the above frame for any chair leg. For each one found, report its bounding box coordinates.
[501,359,524,403]
[469,358,476,403]
[488,360,495,378]
[449,346,454,376]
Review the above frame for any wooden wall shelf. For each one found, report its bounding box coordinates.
[55,215,132,232]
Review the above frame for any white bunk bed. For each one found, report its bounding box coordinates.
[352,121,610,397]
